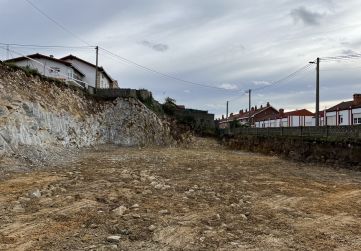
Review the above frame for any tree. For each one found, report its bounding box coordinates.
[163,97,177,116]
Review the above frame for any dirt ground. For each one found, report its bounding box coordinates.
[1,138,361,251]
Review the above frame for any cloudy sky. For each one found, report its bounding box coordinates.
[1,0,361,117]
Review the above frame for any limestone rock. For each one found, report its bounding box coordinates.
[0,64,174,160]
[106,235,121,243]
[112,206,127,216]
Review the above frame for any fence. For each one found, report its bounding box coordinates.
[220,125,361,139]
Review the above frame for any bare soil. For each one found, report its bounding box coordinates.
[1,138,361,250]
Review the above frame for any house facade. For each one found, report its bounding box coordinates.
[217,102,279,128]
[5,53,118,89]
[255,109,315,128]
[326,94,361,126]
[4,53,85,87]
[61,55,118,89]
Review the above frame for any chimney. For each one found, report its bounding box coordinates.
[222,115,225,119]
[266,102,270,107]
[239,109,244,114]
[49,55,54,58]
[353,94,361,105]
[251,107,255,112]
[245,109,248,112]
[260,105,263,109]
[279,108,284,114]
[255,105,258,110]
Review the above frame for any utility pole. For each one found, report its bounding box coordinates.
[316,57,320,127]
[248,89,252,125]
[95,46,99,89]
[6,44,9,60]
[226,101,229,119]
[310,58,320,126]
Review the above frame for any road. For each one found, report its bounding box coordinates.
[1,138,361,250]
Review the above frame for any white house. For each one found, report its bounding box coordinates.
[325,94,361,126]
[217,102,279,128]
[254,109,315,128]
[4,53,85,87]
[61,55,118,89]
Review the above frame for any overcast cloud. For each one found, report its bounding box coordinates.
[290,6,325,26]
[0,0,361,117]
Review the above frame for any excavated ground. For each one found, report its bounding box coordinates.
[1,138,361,250]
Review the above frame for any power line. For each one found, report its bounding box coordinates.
[24,0,92,46]
[0,42,94,49]
[100,47,242,91]
[320,53,361,61]
[23,0,244,92]
[253,63,314,92]
[22,0,359,97]
[228,91,248,102]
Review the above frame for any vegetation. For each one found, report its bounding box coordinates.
[162,97,177,116]
[139,93,164,116]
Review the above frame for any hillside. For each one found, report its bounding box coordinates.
[0,63,173,163]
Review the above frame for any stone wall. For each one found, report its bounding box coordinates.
[174,108,215,132]
[223,135,361,169]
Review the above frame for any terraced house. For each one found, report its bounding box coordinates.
[326,94,361,126]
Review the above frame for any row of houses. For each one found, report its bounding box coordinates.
[217,93,361,128]
[4,53,118,89]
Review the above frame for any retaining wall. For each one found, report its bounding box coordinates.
[223,135,361,169]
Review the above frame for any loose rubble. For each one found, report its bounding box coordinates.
[1,138,361,250]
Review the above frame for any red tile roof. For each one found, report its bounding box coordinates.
[327,101,361,112]
[282,109,314,117]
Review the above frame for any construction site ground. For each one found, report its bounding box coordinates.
[1,138,361,250]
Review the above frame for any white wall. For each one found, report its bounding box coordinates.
[326,111,336,126]
[256,116,314,128]
[352,108,361,125]
[99,72,111,89]
[62,58,111,88]
[305,117,313,126]
[13,58,74,81]
[326,110,353,126]
[338,110,349,126]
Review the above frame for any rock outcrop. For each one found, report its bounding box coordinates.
[0,64,173,158]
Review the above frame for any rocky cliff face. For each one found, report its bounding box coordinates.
[0,64,173,158]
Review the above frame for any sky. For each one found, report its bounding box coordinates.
[1,0,361,118]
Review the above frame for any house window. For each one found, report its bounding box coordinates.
[49,67,60,74]
[353,113,361,125]
[354,117,361,125]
